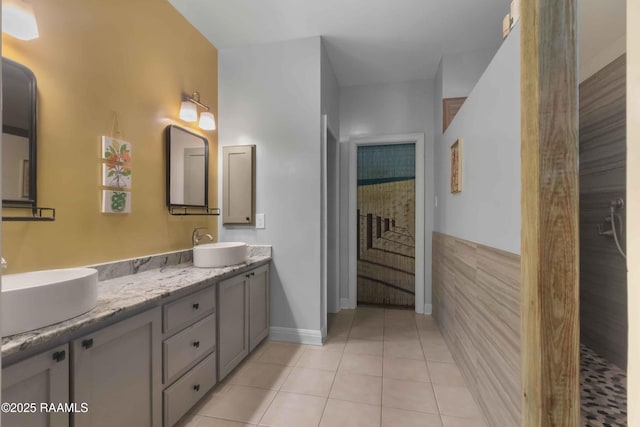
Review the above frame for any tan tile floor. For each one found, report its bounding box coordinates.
[178,307,487,427]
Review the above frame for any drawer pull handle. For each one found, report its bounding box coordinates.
[193,384,201,392]
[192,303,200,310]
[52,350,66,362]
[245,274,250,278]
[192,340,200,348]
[82,339,94,350]
[251,272,255,277]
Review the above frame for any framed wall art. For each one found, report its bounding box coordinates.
[450,139,462,193]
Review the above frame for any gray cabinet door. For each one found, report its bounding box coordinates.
[217,273,249,380]
[222,145,255,224]
[249,265,269,351]
[72,308,161,427]
[2,344,69,427]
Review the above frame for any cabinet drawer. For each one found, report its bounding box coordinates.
[164,314,216,384]
[164,352,217,427]
[163,286,216,334]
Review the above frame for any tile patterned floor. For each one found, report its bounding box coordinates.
[580,344,627,426]
[178,307,487,427]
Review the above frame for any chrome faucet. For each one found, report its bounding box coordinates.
[192,228,214,246]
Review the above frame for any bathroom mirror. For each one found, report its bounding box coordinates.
[2,57,37,207]
[165,125,209,210]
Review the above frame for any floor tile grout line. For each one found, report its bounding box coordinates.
[413,309,447,426]
[317,321,349,427]
[254,347,298,426]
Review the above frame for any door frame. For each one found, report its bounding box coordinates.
[321,115,341,337]
[347,133,425,313]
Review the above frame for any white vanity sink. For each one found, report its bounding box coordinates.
[193,242,248,268]
[1,268,98,337]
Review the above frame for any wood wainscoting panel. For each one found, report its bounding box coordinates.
[432,232,521,426]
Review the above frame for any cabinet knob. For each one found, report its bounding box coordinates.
[246,217,250,222]
[193,384,201,392]
[52,350,66,363]
[82,339,94,350]
[251,272,255,277]
[192,303,200,310]
[192,340,200,348]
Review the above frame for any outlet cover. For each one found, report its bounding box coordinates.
[256,213,265,229]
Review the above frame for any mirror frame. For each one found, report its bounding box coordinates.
[164,124,209,210]
[2,57,38,208]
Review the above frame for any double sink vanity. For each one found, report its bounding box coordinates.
[1,243,271,427]
[2,37,263,427]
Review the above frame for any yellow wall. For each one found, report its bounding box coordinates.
[628,1,639,424]
[2,0,218,273]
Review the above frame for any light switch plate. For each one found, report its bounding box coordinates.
[255,214,265,229]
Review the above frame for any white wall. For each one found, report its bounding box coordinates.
[441,48,496,99]
[627,0,639,422]
[434,61,444,136]
[580,35,626,83]
[218,37,323,335]
[433,25,521,254]
[339,79,435,311]
[321,40,340,136]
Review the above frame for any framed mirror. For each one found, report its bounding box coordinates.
[2,57,37,207]
[165,125,209,211]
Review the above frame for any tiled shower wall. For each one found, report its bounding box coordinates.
[432,232,521,426]
[579,54,628,370]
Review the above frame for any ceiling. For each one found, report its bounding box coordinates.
[578,0,626,65]
[168,0,508,87]
[168,0,626,88]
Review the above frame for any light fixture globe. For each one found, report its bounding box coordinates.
[179,101,197,122]
[2,0,40,41]
[199,112,216,131]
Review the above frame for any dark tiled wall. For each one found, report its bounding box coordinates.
[579,54,627,370]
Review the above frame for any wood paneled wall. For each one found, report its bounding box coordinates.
[579,54,627,369]
[432,232,521,426]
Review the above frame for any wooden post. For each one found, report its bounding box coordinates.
[366,214,373,249]
[521,0,579,426]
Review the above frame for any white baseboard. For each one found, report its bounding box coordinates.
[424,304,433,315]
[340,298,354,309]
[269,327,323,346]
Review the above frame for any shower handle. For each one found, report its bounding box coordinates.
[610,198,624,209]
[597,224,613,237]
[596,198,626,261]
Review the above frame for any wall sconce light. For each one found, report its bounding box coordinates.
[198,112,216,131]
[2,0,40,41]
[179,91,216,131]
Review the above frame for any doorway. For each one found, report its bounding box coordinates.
[356,144,415,308]
[347,133,425,313]
[578,44,627,427]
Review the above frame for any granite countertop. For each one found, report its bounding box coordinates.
[2,253,271,360]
